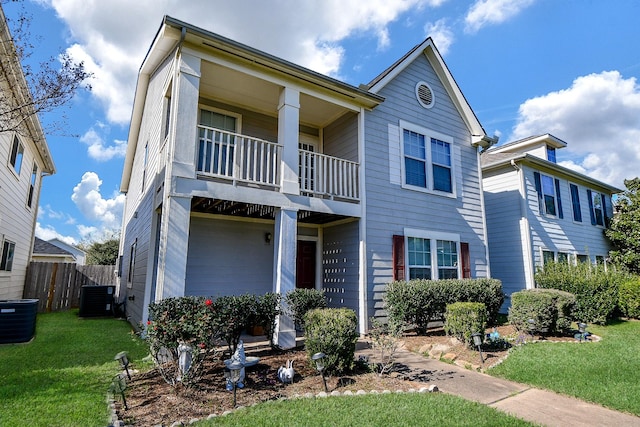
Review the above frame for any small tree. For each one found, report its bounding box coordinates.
[82,237,120,265]
[606,177,640,274]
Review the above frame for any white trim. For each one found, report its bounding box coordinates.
[404,228,459,242]
[415,81,435,109]
[197,104,243,133]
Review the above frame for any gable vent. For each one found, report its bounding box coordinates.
[415,81,434,109]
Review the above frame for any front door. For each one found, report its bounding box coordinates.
[296,240,316,289]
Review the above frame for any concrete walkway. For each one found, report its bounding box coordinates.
[355,343,640,427]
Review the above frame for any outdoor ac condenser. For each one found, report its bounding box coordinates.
[79,285,115,317]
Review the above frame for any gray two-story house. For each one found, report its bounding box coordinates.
[118,16,495,347]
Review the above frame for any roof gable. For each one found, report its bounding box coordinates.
[365,38,494,149]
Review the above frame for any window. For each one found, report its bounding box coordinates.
[589,190,604,226]
[163,95,172,140]
[557,252,569,264]
[141,142,148,193]
[9,135,24,175]
[401,121,454,194]
[27,163,38,208]
[408,237,431,279]
[546,146,556,163]
[534,172,563,218]
[542,250,555,265]
[0,239,15,271]
[577,254,589,263]
[401,230,460,280]
[197,108,239,175]
[569,183,582,222]
[595,255,605,264]
[127,240,137,288]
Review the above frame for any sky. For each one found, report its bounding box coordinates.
[3,0,640,245]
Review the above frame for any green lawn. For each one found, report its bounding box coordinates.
[0,310,148,427]
[489,319,640,416]
[197,393,535,426]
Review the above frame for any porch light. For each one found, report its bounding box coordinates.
[312,352,328,392]
[471,333,484,364]
[265,232,272,244]
[225,361,244,407]
[114,351,131,380]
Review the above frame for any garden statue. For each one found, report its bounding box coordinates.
[177,342,193,381]
[226,340,246,391]
[278,360,295,383]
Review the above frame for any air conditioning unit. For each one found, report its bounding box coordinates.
[79,285,115,317]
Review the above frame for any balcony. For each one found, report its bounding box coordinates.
[196,126,360,201]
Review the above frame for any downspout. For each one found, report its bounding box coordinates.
[511,159,535,289]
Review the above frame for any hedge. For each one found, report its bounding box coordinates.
[618,277,640,319]
[304,308,359,375]
[384,278,504,334]
[508,289,576,334]
[444,302,487,347]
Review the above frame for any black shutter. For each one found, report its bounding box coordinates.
[554,178,563,219]
[587,189,596,225]
[533,172,543,213]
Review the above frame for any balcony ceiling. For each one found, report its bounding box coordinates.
[199,61,352,128]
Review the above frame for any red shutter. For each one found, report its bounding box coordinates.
[392,235,405,281]
[460,242,471,278]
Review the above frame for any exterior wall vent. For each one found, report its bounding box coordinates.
[415,81,434,109]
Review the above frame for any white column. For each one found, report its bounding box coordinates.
[272,207,298,349]
[155,195,191,299]
[172,52,201,178]
[278,87,300,195]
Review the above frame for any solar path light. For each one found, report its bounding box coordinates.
[312,352,328,392]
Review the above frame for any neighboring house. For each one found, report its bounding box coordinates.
[47,238,86,265]
[481,134,621,307]
[118,16,495,347]
[0,7,55,300]
[31,237,76,263]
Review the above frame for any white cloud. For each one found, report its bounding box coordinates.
[71,171,125,230]
[510,71,640,188]
[35,223,78,245]
[465,0,535,33]
[79,122,127,161]
[43,0,436,125]
[424,19,454,55]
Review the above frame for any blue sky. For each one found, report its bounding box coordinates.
[3,0,640,245]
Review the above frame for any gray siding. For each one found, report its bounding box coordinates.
[324,112,358,162]
[185,216,274,297]
[322,221,360,315]
[364,52,488,319]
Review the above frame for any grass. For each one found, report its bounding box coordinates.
[197,393,536,426]
[0,310,148,427]
[489,319,640,416]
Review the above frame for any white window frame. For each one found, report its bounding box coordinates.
[591,191,604,227]
[539,173,558,217]
[127,239,137,289]
[27,162,38,208]
[404,228,461,280]
[8,134,24,177]
[399,120,456,198]
[0,237,16,272]
[198,105,242,133]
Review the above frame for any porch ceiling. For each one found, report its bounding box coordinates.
[191,197,350,225]
[199,61,351,127]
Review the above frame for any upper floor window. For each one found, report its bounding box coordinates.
[197,108,240,175]
[569,183,582,222]
[9,135,24,175]
[0,239,15,271]
[546,146,556,163]
[163,95,172,141]
[401,121,454,195]
[27,163,38,208]
[534,172,563,218]
[588,190,604,226]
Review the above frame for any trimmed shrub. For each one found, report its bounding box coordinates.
[384,278,504,334]
[508,289,576,334]
[253,292,281,346]
[535,261,628,324]
[618,277,640,319]
[284,288,327,330]
[209,294,257,354]
[444,302,487,347]
[304,308,359,375]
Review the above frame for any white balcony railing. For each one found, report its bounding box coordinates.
[196,126,359,201]
[197,126,282,187]
[299,149,359,200]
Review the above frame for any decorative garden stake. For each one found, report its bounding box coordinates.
[177,342,193,381]
[114,351,131,380]
[471,333,484,364]
[312,352,328,392]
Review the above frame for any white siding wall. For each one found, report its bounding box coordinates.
[0,131,45,299]
[364,53,488,319]
[482,167,529,304]
[185,216,274,297]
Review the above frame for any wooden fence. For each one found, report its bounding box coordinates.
[23,262,117,313]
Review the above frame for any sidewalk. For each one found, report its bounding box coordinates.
[355,343,640,427]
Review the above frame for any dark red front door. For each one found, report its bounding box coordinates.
[296,240,316,289]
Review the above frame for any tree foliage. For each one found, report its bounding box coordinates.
[83,237,119,265]
[606,177,640,274]
[0,2,91,137]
